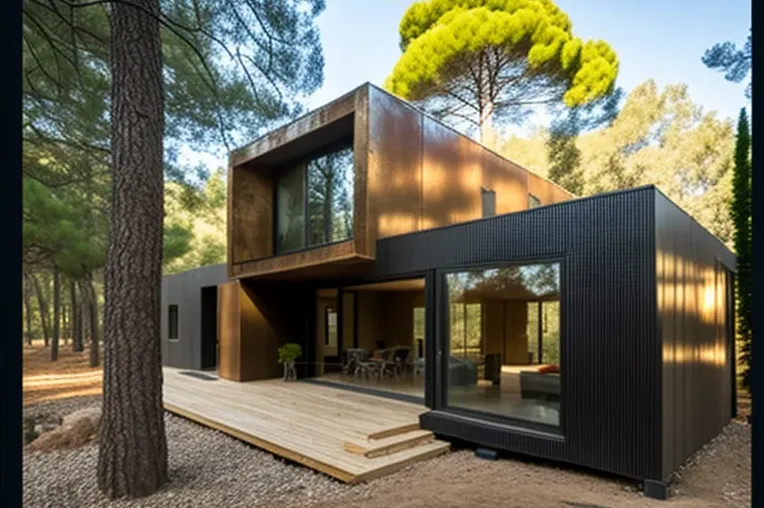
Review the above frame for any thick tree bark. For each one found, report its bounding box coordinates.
[23,274,33,345]
[98,0,168,499]
[51,267,61,361]
[70,281,83,352]
[31,273,50,346]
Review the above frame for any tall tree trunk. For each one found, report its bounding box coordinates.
[78,280,91,347]
[98,0,167,498]
[51,267,61,361]
[23,274,33,345]
[31,273,50,346]
[71,280,83,352]
[86,275,100,367]
[62,304,68,345]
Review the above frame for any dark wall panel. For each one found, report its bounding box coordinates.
[161,264,227,370]
[374,187,662,481]
[655,191,736,480]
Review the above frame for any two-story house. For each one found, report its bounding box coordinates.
[161,83,737,499]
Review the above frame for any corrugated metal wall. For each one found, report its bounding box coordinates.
[655,191,736,480]
[161,264,227,370]
[375,186,663,481]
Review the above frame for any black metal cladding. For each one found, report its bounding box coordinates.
[161,264,227,370]
[655,190,736,480]
[159,185,736,485]
[375,186,665,481]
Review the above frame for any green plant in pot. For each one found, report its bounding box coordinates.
[278,343,302,381]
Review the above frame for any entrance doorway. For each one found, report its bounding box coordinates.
[313,278,426,400]
[316,289,341,375]
[200,286,218,370]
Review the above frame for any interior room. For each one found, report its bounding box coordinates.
[445,262,562,427]
[313,278,427,400]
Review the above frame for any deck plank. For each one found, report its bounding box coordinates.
[162,368,449,482]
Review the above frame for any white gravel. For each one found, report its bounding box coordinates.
[23,396,353,508]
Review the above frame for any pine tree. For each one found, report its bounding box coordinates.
[731,108,752,390]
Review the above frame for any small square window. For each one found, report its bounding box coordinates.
[168,305,179,340]
[481,187,496,217]
[529,194,541,208]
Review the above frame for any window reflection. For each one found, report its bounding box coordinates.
[446,262,561,427]
[276,145,354,254]
[276,166,306,253]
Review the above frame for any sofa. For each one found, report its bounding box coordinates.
[519,371,560,401]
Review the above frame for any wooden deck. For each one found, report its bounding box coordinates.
[162,368,450,483]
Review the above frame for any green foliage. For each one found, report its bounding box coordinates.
[163,224,194,265]
[277,343,303,364]
[731,108,752,390]
[703,30,751,99]
[385,0,619,139]
[499,80,735,246]
[545,88,622,195]
[163,170,228,273]
[22,0,325,314]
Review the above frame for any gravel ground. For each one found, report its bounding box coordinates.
[24,396,352,508]
[23,396,751,508]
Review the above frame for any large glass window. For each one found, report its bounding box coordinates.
[445,262,561,427]
[308,147,354,247]
[276,145,354,254]
[276,166,306,253]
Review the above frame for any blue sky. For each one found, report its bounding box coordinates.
[310,0,751,128]
[184,1,750,170]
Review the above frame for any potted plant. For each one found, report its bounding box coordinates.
[277,343,302,381]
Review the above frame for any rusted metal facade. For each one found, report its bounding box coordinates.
[226,83,572,280]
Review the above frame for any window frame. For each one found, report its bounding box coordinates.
[273,140,355,256]
[435,256,567,434]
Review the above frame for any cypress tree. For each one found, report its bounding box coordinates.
[731,108,752,390]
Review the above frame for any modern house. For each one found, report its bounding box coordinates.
[161,83,737,499]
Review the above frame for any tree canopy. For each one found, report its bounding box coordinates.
[703,30,751,99]
[22,0,326,276]
[500,80,735,245]
[385,0,619,144]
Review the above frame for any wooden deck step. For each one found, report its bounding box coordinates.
[366,422,421,440]
[344,429,435,458]
[352,439,451,483]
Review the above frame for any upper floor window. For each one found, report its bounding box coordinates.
[481,187,496,217]
[528,193,541,208]
[276,145,354,254]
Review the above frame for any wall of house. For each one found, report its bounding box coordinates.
[355,291,381,352]
[228,87,369,280]
[480,300,531,365]
[218,278,314,381]
[229,84,573,279]
[372,186,666,483]
[161,264,227,370]
[366,86,571,250]
[527,172,574,204]
[655,190,736,481]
